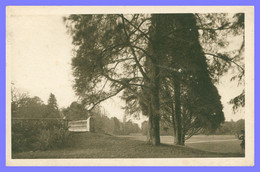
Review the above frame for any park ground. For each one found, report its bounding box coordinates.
[12,132,244,158]
[120,134,243,154]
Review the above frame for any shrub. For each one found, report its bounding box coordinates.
[12,119,71,153]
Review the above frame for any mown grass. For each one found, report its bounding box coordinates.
[186,140,243,153]
[12,132,244,159]
[121,134,243,154]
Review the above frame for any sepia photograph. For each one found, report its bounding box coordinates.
[5,6,254,166]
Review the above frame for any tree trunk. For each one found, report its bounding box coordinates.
[171,103,177,142]
[181,125,186,145]
[173,74,184,145]
[148,112,160,145]
[146,61,161,145]
[146,85,161,145]
[145,14,163,146]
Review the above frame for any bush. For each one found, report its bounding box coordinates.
[12,119,71,153]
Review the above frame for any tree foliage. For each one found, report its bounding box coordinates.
[62,101,89,121]
[64,14,162,145]
[195,13,245,112]
[11,86,47,118]
[11,85,61,119]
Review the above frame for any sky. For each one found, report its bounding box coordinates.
[7,15,244,123]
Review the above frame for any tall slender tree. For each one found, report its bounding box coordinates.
[148,14,224,145]
[46,93,60,118]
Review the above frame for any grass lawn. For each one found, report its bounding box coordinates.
[184,135,243,153]
[12,132,244,159]
[187,140,243,154]
[120,134,243,154]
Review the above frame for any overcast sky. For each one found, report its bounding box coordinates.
[8,15,244,122]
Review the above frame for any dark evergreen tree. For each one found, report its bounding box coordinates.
[46,93,60,118]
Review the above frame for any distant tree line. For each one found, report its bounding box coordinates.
[211,119,245,136]
[93,115,140,135]
[141,119,245,137]
[11,87,61,119]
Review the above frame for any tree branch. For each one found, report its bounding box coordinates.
[131,45,153,59]
[205,53,244,72]
[120,14,150,82]
[98,60,150,107]
[87,86,125,111]
[120,14,152,43]
[195,14,233,31]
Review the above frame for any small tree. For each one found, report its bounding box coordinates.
[46,93,60,118]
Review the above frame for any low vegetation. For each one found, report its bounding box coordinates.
[12,119,71,153]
